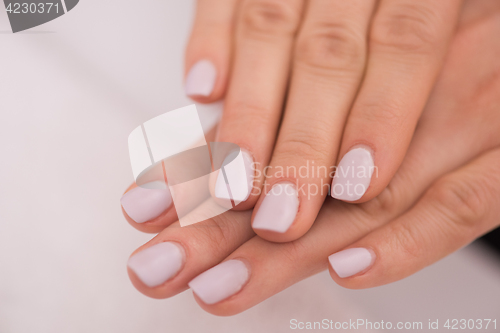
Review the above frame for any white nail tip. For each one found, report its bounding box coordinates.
[120,181,172,223]
[185,60,217,97]
[188,259,249,305]
[331,147,374,201]
[127,242,184,288]
[328,248,374,278]
[252,183,299,233]
[214,150,254,205]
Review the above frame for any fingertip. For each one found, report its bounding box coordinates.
[208,147,260,211]
[120,183,178,233]
[191,292,244,317]
[331,145,375,202]
[185,59,227,102]
[188,259,251,316]
[126,241,188,299]
[327,247,376,289]
[252,226,309,243]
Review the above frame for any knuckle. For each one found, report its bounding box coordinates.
[470,68,500,107]
[221,101,280,147]
[192,214,235,253]
[276,129,331,163]
[241,0,300,37]
[295,23,366,72]
[360,182,400,217]
[280,240,310,267]
[428,177,488,231]
[390,222,425,260]
[371,4,441,53]
[355,98,406,127]
[225,102,275,126]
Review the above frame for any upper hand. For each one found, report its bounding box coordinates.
[185,0,463,242]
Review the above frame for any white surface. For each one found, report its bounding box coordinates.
[0,1,499,332]
[143,105,206,164]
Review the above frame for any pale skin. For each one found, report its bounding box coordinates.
[186,0,463,242]
[122,0,500,315]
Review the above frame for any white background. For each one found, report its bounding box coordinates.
[0,1,499,332]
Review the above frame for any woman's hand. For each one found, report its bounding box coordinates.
[122,4,500,314]
[184,0,463,243]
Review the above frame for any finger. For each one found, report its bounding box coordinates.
[121,124,218,234]
[328,148,500,288]
[186,15,500,314]
[459,0,500,27]
[332,0,462,203]
[127,204,254,299]
[365,9,500,214]
[251,0,376,242]
[190,108,500,315]
[121,182,177,234]
[184,0,239,101]
[190,128,500,314]
[211,0,304,210]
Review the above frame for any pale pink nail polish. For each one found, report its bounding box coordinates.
[252,182,299,233]
[185,60,217,97]
[328,248,375,278]
[331,147,374,201]
[188,259,249,305]
[127,242,185,287]
[214,149,254,205]
[120,181,172,223]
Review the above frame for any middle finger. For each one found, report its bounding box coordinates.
[251,0,376,241]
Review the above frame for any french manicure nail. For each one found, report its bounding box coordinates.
[328,248,375,278]
[127,242,185,287]
[185,60,217,97]
[331,147,374,201]
[120,181,172,223]
[252,182,299,233]
[188,259,249,305]
[214,149,254,205]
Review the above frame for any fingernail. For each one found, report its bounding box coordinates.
[127,242,185,287]
[331,147,374,201]
[120,181,172,223]
[185,60,217,97]
[214,149,254,205]
[188,259,249,305]
[328,248,375,278]
[252,182,299,233]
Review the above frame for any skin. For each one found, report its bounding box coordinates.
[123,1,500,316]
[185,0,463,242]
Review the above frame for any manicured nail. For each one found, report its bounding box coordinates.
[120,181,172,223]
[328,248,375,278]
[252,182,299,233]
[127,242,185,287]
[185,60,216,97]
[214,149,254,205]
[188,259,249,305]
[331,147,374,201]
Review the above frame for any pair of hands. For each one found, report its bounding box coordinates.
[121,0,500,316]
